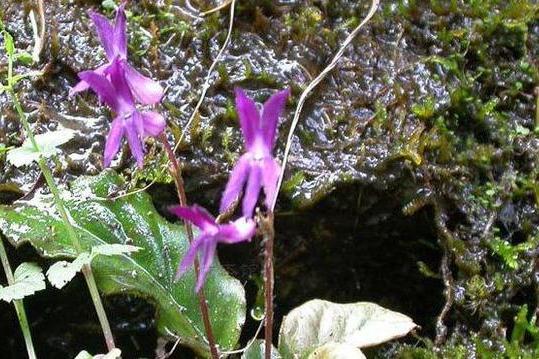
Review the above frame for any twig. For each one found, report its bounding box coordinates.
[173,0,236,153]
[29,0,45,63]
[270,0,380,211]
[0,239,37,359]
[159,134,219,359]
[201,0,232,16]
[262,2,380,357]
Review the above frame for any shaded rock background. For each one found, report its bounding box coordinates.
[1,0,538,357]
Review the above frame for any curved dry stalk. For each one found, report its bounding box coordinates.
[173,0,236,153]
[201,0,233,16]
[29,0,45,63]
[262,2,380,357]
[270,0,380,211]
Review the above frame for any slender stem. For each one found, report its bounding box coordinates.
[82,265,116,350]
[261,212,275,359]
[0,239,37,359]
[7,88,116,351]
[159,134,219,359]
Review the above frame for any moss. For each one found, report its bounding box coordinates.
[412,96,436,121]
[220,127,237,164]
[284,6,323,41]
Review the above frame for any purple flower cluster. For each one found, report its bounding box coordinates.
[71,2,165,167]
[220,88,289,217]
[75,3,289,292]
[172,89,289,290]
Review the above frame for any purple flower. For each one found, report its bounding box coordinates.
[70,2,163,105]
[170,205,256,291]
[78,59,165,167]
[220,88,289,217]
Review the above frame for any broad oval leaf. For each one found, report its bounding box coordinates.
[278,299,417,358]
[0,170,246,356]
[6,128,75,167]
[0,262,46,302]
[307,343,366,359]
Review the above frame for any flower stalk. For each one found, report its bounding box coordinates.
[159,134,219,359]
[218,89,289,359]
[260,212,275,359]
[6,85,116,351]
[0,239,37,359]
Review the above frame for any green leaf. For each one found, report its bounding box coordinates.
[278,300,417,358]
[9,71,43,87]
[0,170,246,356]
[0,262,46,302]
[46,245,139,289]
[242,340,281,359]
[15,51,34,65]
[307,343,366,359]
[7,129,75,167]
[91,244,140,257]
[2,29,15,56]
[46,252,91,289]
[0,143,9,154]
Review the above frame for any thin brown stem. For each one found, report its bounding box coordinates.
[159,133,219,359]
[260,212,275,359]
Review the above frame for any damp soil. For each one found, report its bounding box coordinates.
[1,0,539,358]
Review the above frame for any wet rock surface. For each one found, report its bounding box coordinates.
[1,0,539,357]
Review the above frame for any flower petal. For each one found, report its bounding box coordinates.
[124,115,144,168]
[113,2,127,58]
[70,64,109,97]
[124,61,164,105]
[108,59,135,109]
[261,88,289,149]
[103,116,125,167]
[88,10,115,60]
[219,217,256,244]
[220,154,251,214]
[235,88,259,148]
[196,240,216,292]
[141,111,166,137]
[132,111,144,140]
[77,70,118,110]
[175,235,206,280]
[242,164,262,217]
[262,157,281,209]
[169,205,215,229]
[69,80,90,97]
